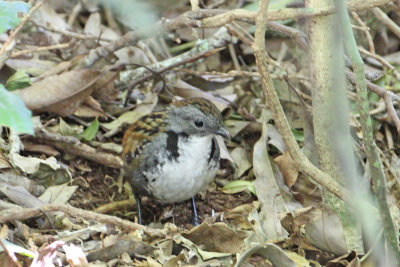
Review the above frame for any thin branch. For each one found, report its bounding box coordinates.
[29,130,123,169]
[0,0,46,69]
[372,7,400,39]
[200,0,393,27]
[358,46,400,80]
[384,93,400,133]
[33,22,113,41]
[0,204,170,238]
[10,43,71,58]
[83,0,391,67]
[351,12,375,53]
[252,0,351,201]
[346,70,400,134]
[338,0,400,262]
[119,27,233,84]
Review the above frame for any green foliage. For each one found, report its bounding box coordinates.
[222,180,256,195]
[80,118,99,141]
[6,70,31,90]
[0,84,33,134]
[291,129,304,142]
[0,239,35,258]
[0,0,29,34]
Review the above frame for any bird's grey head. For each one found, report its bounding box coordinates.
[166,98,230,139]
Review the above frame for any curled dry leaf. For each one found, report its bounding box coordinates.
[74,96,106,118]
[215,135,234,162]
[181,222,247,254]
[224,120,250,138]
[31,4,71,43]
[14,70,101,116]
[275,151,322,203]
[91,71,119,102]
[305,209,348,255]
[38,184,78,205]
[326,251,360,267]
[266,123,286,153]
[173,234,232,263]
[274,151,299,188]
[86,238,155,262]
[235,244,295,267]
[280,206,317,234]
[231,147,251,178]
[102,92,158,131]
[253,122,288,240]
[0,172,45,196]
[10,154,60,174]
[224,202,258,229]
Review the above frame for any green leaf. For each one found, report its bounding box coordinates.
[0,84,33,134]
[0,239,36,258]
[6,70,31,90]
[291,129,304,142]
[80,118,99,141]
[222,180,256,195]
[0,1,29,34]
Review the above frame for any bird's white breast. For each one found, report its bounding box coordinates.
[145,135,218,203]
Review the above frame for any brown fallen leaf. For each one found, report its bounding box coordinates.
[274,151,299,189]
[182,222,247,254]
[14,70,101,116]
[74,96,106,118]
[326,251,360,267]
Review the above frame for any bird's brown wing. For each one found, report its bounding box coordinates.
[122,111,167,165]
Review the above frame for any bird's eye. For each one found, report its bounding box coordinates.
[194,119,204,128]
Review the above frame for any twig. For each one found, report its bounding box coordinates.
[83,0,391,67]
[346,70,400,134]
[266,22,309,50]
[120,27,233,84]
[351,12,375,53]
[29,130,123,169]
[10,43,71,58]
[338,0,400,262]
[384,93,400,133]
[252,0,350,201]
[0,0,45,69]
[228,44,241,70]
[180,69,259,79]
[67,1,81,26]
[0,204,170,238]
[372,7,400,39]
[200,0,393,27]
[226,23,253,46]
[84,10,203,67]
[358,46,400,80]
[33,22,113,41]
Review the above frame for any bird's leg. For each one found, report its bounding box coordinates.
[135,194,143,225]
[190,197,200,226]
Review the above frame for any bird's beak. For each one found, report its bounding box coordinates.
[215,127,230,140]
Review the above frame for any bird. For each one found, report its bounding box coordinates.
[121,97,230,225]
